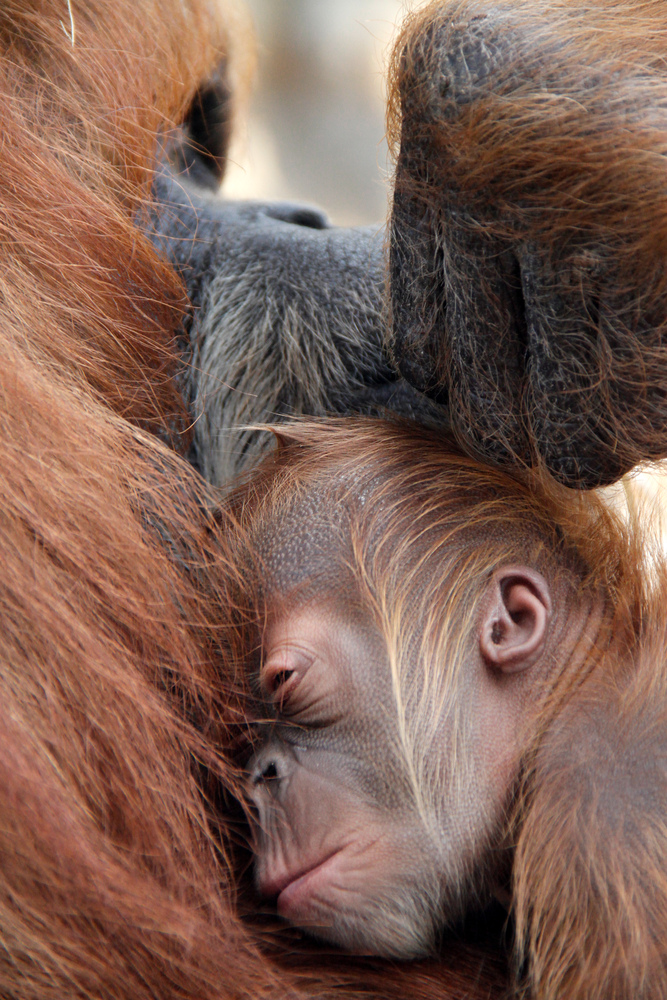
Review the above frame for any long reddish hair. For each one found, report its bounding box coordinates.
[0,3,506,998]
[0,2,269,996]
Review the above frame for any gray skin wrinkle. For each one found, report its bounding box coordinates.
[147,167,445,486]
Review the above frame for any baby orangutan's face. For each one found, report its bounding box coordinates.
[247,564,553,957]
[248,599,450,958]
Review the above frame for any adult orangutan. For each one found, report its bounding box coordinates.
[151,0,667,493]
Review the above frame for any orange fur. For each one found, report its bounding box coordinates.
[0,2,506,997]
[11,0,659,994]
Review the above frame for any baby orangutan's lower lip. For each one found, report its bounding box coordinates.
[260,848,346,917]
[278,849,346,919]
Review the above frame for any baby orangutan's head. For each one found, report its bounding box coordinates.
[233,421,606,958]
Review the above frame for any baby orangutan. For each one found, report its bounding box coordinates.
[235,419,620,966]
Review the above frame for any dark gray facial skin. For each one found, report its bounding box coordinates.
[147,166,444,486]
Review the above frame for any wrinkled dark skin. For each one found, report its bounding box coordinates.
[389,0,667,488]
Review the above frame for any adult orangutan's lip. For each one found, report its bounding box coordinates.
[259,847,345,902]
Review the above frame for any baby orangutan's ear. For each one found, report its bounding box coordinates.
[479,568,551,673]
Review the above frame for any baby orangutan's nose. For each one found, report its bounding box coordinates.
[248,741,296,799]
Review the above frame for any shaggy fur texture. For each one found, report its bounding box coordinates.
[0,2,507,997]
[388,0,667,489]
[149,171,392,485]
[7,2,666,997]
[148,164,448,487]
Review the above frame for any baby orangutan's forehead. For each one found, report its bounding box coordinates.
[256,491,355,598]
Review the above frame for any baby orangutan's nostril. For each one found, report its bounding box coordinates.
[254,758,279,786]
[249,740,297,792]
[271,669,293,693]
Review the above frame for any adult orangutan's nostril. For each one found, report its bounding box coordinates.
[262,203,331,229]
[286,208,329,230]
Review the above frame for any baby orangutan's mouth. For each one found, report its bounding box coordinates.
[258,847,347,921]
[257,836,436,958]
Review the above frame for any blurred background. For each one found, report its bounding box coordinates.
[223,1,411,226]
